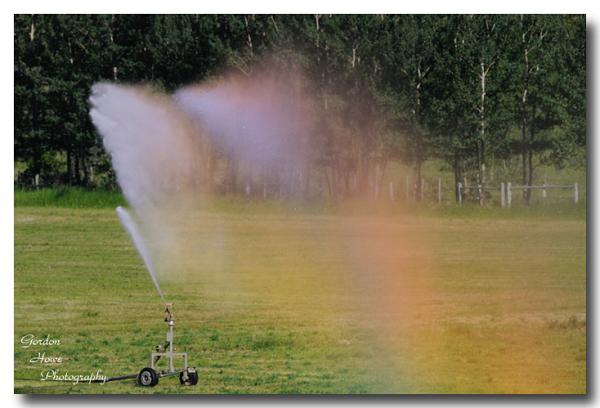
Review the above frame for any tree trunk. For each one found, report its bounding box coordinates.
[521,112,528,202]
[526,148,533,204]
[478,61,487,205]
[74,151,81,185]
[81,148,89,187]
[415,158,422,201]
[453,150,462,203]
[413,72,427,202]
[244,15,254,56]
[324,167,334,200]
[476,139,481,203]
[379,160,388,200]
[521,26,530,203]
[205,150,216,193]
[227,157,237,195]
[32,147,41,188]
[303,161,311,198]
[526,122,535,204]
[356,155,369,196]
[29,15,35,41]
[66,149,72,185]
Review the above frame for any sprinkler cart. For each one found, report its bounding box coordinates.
[99,303,198,387]
[111,206,197,388]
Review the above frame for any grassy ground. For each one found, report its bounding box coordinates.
[14,187,126,208]
[14,198,586,394]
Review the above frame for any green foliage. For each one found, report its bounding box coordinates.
[14,15,586,202]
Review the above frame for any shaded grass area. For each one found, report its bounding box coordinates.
[15,188,126,208]
[15,188,586,222]
[14,206,586,394]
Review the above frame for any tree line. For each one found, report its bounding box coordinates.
[14,14,585,203]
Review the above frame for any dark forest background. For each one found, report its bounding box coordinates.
[14,15,586,203]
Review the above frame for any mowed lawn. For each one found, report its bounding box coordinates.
[14,205,586,394]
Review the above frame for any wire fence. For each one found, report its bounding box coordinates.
[384,176,582,207]
[27,171,583,208]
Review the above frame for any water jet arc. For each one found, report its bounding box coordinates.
[116,206,165,301]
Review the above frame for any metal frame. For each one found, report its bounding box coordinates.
[149,305,190,377]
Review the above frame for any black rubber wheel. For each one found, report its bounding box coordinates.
[138,367,159,387]
[179,369,198,386]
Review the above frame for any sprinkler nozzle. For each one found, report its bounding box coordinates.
[164,302,173,322]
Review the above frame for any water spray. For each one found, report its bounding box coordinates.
[87,78,311,388]
[89,78,310,389]
[115,206,165,301]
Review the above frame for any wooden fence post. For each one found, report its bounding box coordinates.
[574,182,579,204]
[34,174,39,189]
[542,183,547,202]
[500,182,505,208]
[507,182,512,208]
[457,182,462,206]
[437,178,442,204]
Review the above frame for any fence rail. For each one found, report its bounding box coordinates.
[31,169,580,208]
[500,182,579,207]
[383,176,581,207]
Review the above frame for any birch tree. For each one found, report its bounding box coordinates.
[510,15,577,203]
[379,15,443,200]
[454,15,512,204]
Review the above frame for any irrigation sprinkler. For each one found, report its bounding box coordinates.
[94,302,198,387]
[95,207,198,388]
[136,302,198,387]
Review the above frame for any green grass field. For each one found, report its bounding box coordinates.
[14,196,586,394]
